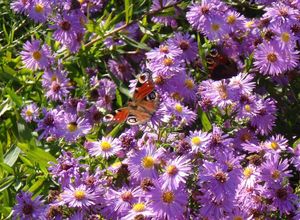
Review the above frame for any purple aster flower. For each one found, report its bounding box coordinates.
[235,95,259,121]
[250,97,277,135]
[108,58,133,81]
[225,10,245,32]
[150,0,178,26]
[59,184,100,208]
[42,68,71,101]
[233,128,258,150]
[263,2,298,27]
[206,126,233,156]
[146,43,182,61]
[254,41,298,76]
[229,73,255,95]
[50,11,84,46]
[86,136,121,159]
[28,0,51,23]
[94,78,117,111]
[21,103,39,122]
[186,130,211,154]
[259,154,292,184]
[186,0,227,32]
[103,186,144,218]
[20,40,53,70]
[126,143,162,181]
[240,165,259,189]
[290,144,300,171]
[13,191,47,220]
[63,98,87,115]
[204,79,236,109]
[48,151,81,187]
[147,57,185,78]
[274,26,298,50]
[263,134,289,154]
[122,199,154,220]
[161,98,197,127]
[198,191,234,219]
[148,181,188,220]
[36,108,63,139]
[199,160,240,201]
[11,0,31,14]
[160,156,191,190]
[167,32,198,63]
[261,183,298,215]
[59,113,91,142]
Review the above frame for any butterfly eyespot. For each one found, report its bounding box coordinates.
[146,91,157,101]
[137,73,149,84]
[210,48,219,57]
[206,57,214,65]
[103,114,114,122]
[127,116,138,125]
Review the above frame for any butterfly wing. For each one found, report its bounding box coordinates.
[104,72,159,125]
[206,47,238,81]
[103,107,130,124]
[133,73,155,101]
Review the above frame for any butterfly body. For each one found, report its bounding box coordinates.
[104,73,159,125]
[206,46,238,81]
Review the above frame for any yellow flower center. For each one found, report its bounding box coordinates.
[211,23,220,31]
[142,156,154,169]
[163,58,173,66]
[74,190,85,200]
[272,170,280,180]
[25,110,33,116]
[245,20,254,28]
[233,216,243,220]
[267,53,277,62]
[244,104,251,112]
[78,0,85,3]
[51,75,57,81]
[191,136,201,145]
[281,32,290,43]
[185,79,194,89]
[174,103,183,113]
[35,4,44,13]
[227,15,236,24]
[162,191,175,203]
[32,51,42,60]
[243,167,253,178]
[166,165,178,176]
[132,203,146,212]
[269,141,278,150]
[160,45,169,53]
[67,122,77,132]
[100,141,112,151]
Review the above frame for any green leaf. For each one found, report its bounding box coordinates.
[0,163,14,174]
[17,142,56,169]
[5,87,22,107]
[28,176,46,193]
[107,124,124,138]
[121,35,151,51]
[199,110,212,131]
[0,99,12,117]
[17,121,32,142]
[4,145,21,167]
[0,176,14,192]
[124,0,133,24]
[116,88,123,108]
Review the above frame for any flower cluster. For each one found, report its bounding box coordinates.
[11,0,300,219]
